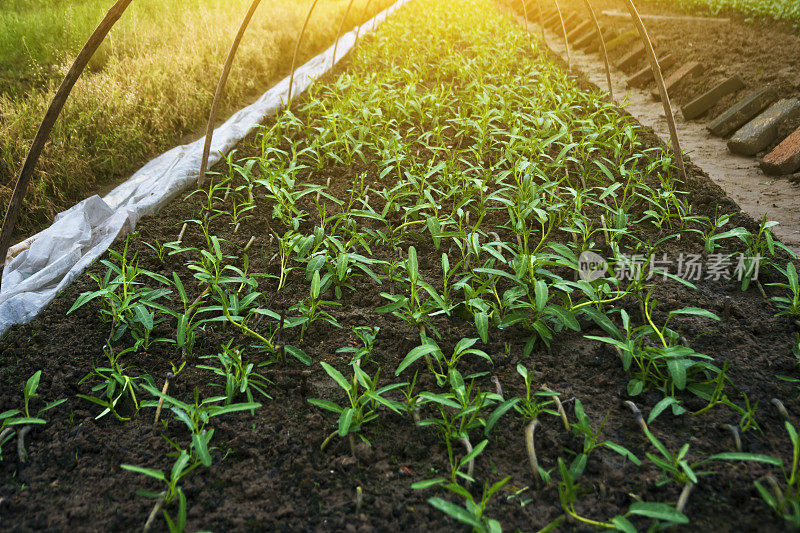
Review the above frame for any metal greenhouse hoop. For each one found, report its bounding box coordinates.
[288,0,323,106]
[581,0,613,99]
[520,0,529,29]
[355,0,376,46]
[333,0,359,66]
[198,0,264,189]
[0,0,134,291]
[551,0,571,69]
[623,0,686,180]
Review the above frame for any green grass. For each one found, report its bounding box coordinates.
[0,0,392,238]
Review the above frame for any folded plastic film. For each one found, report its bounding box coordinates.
[0,0,410,336]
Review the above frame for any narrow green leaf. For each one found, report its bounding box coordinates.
[427,498,482,529]
[485,398,520,436]
[320,361,351,391]
[121,464,166,481]
[628,502,688,524]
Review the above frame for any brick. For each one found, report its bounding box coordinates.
[562,13,580,30]
[727,98,800,156]
[575,27,611,50]
[760,126,800,175]
[584,28,619,53]
[547,12,577,30]
[542,11,560,27]
[650,61,704,100]
[615,43,645,70]
[521,0,544,20]
[567,20,592,42]
[534,9,556,23]
[707,87,778,137]
[626,54,676,88]
[605,30,639,53]
[681,74,745,120]
[572,29,598,49]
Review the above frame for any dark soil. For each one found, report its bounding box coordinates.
[2,7,800,533]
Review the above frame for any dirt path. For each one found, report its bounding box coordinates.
[522,4,800,251]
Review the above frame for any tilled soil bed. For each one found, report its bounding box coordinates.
[2,1,800,531]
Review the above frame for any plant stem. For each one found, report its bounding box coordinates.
[536,515,566,533]
[722,423,742,451]
[542,385,569,431]
[525,419,540,482]
[564,504,615,529]
[0,427,14,445]
[772,398,790,420]
[320,430,338,452]
[349,434,357,458]
[355,486,363,515]
[460,436,474,480]
[491,375,503,399]
[17,425,32,463]
[677,482,694,513]
[143,492,166,532]
[153,372,173,425]
[624,400,648,434]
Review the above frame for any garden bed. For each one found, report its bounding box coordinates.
[2,0,800,531]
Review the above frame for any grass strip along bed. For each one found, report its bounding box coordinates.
[3,0,800,530]
[0,0,394,238]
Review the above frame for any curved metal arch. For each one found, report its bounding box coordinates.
[580,0,613,99]
[535,0,547,44]
[333,0,359,66]
[0,0,134,291]
[622,0,686,180]
[552,0,570,70]
[520,0,529,29]
[198,0,264,188]
[287,0,322,106]
[355,0,376,46]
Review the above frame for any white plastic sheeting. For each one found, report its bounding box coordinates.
[0,0,410,337]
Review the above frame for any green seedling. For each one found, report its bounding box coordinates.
[198,340,272,405]
[570,399,641,467]
[143,239,169,263]
[290,270,342,340]
[586,301,721,398]
[412,476,511,533]
[0,370,65,462]
[754,421,800,527]
[512,364,559,421]
[556,453,691,531]
[417,369,497,483]
[336,326,380,365]
[78,344,154,421]
[308,361,405,450]
[769,262,800,316]
[688,212,747,253]
[396,336,493,386]
[122,449,198,533]
[377,246,449,337]
[641,423,779,514]
[68,237,172,350]
[734,215,796,290]
[143,385,260,466]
